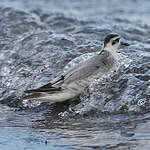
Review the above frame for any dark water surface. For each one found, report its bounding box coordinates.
[0,0,150,149]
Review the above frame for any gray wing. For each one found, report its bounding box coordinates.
[63,53,109,84]
[24,76,63,93]
[24,51,109,93]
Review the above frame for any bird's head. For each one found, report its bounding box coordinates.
[103,34,129,55]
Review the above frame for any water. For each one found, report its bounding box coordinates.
[0,0,150,149]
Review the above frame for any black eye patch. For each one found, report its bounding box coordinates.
[112,38,120,45]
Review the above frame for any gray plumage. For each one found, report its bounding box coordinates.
[23,34,129,103]
[23,50,115,102]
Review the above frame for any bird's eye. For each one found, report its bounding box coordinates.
[112,38,120,45]
[112,41,116,45]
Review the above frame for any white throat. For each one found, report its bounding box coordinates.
[103,44,118,59]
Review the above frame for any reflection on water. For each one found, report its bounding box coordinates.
[0,105,67,150]
[1,104,150,149]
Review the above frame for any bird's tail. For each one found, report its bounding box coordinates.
[22,84,63,102]
[22,89,76,103]
[22,93,42,100]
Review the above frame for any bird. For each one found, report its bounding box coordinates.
[23,34,129,103]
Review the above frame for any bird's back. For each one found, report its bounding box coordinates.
[60,50,116,92]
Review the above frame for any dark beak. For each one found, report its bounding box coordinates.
[120,41,129,46]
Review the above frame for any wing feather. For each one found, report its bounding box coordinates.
[24,51,110,95]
